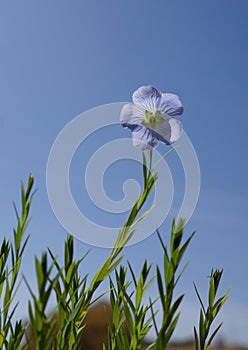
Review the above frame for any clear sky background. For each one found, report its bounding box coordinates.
[0,0,248,345]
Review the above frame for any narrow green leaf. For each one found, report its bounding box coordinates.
[207,322,223,347]
[142,151,147,186]
[209,277,215,308]
[152,147,176,171]
[178,231,196,263]
[199,309,206,349]
[194,283,206,314]
[128,261,137,287]
[170,294,184,318]
[194,326,199,350]
[163,312,180,346]
[156,267,165,310]
[143,275,156,296]
[175,261,189,287]
[135,275,143,309]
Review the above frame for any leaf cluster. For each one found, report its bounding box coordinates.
[194,269,230,350]
[0,154,230,350]
[0,176,34,350]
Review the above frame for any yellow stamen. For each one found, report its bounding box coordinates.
[142,110,164,128]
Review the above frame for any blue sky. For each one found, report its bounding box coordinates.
[0,0,248,345]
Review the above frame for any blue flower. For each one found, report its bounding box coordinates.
[120,85,184,150]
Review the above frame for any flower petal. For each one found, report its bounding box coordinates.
[120,103,145,126]
[168,118,183,142]
[131,125,159,150]
[132,85,161,111]
[150,118,183,144]
[121,123,138,131]
[160,93,184,116]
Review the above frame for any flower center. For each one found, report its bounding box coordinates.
[142,110,164,128]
